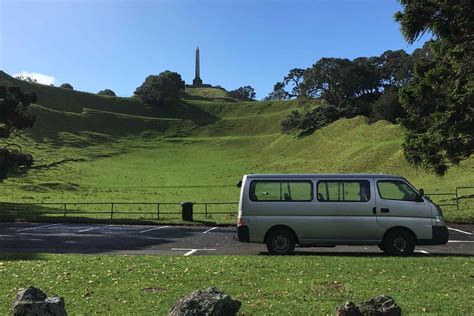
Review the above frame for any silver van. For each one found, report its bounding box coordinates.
[237,174,448,255]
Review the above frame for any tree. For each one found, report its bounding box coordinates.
[269,68,305,100]
[302,57,380,112]
[281,110,303,133]
[280,105,343,136]
[371,86,406,123]
[97,89,116,97]
[0,86,36,179]
[395,1,474,175]
[134,71,185,106]
[301,58,352,106]
[60,83,74,90]
[227,86,256,101]
[378,50,413,88]
[14,75,38,84]
[265,82,289,100]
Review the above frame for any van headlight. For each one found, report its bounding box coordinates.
[435,215,444,225]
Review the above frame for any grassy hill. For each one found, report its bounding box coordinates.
[184,86,229,99]
[0,71,472,222]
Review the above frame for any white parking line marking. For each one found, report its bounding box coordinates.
[415,250,430,255]
[203,227,217,234]
[78,227,98,233]
[448,240,474,243]
[17,224,60,232]
[448,227,472,235]
[139,226,170,234]
[171,248,217,256]
[184,249,198,256]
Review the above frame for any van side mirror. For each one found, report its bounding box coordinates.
[416,188,425,202]
[236,180,242,188]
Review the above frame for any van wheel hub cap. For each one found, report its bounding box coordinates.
[274,236,289,251]
[393,237,407,251]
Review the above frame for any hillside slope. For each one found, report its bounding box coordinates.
[1,71,472,221]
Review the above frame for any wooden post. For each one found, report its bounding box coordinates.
[455,188,460,210]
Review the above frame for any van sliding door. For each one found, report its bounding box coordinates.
[307,179,381,243]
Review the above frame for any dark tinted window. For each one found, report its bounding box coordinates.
[377,180,419,201]
[249,181,313,202]
[317,180,370,202]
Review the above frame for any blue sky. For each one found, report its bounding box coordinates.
[1,0,430,99]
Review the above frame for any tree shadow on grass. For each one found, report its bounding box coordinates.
[150,100,220,125]
[180,92,237,103]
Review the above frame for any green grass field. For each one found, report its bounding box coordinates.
[0,71,473,223]
[0,254,472,315]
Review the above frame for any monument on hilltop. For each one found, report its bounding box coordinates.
[186,47,223,89]
[192,47,203,86]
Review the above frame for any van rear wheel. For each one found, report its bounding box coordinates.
[382,230,415,256]
[266,228,295,255]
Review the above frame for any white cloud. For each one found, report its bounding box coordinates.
[13,71,56,85]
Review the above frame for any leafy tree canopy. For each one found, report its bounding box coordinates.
[134,71,185,106]
[277,49,416,137]
[60,83,74,90]
[228,86,256,101]
[97,89,116,97]
[395,0,473,175]
[0,86,36,179]
[14,75,38,83]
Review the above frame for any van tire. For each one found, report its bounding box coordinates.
[266,228,295,255]
[382,229,415,256]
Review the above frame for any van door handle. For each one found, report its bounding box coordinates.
[381,208,390,213]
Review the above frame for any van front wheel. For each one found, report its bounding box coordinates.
[382,230,415,256]
[266,228,295,255]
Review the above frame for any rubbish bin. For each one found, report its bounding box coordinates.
[181,202,193,221]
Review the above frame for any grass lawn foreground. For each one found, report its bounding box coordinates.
[0,254,473,314]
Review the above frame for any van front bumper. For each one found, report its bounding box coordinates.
[237,225,249,242]
[418,226,449,245]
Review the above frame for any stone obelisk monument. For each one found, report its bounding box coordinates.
[192,47,203,86]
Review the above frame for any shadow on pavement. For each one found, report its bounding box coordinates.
[259,251,474,257]
[0,225,201,255]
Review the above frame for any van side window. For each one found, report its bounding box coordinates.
[377,180,419,201]
[317,180,370,202]
[249,181,313,202]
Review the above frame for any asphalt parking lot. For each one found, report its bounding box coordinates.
[0,222,473,256]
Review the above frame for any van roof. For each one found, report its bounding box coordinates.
[244,173,404,179]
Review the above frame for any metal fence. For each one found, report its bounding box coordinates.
[0,201,239,222]
[425,186,474,211]
[0,186,472,222]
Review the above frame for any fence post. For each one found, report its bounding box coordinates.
[205,203,208,219]
[455,187,460,210]
[63,203,67,217]
[157,203,160,219]
[111,203,114,220]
